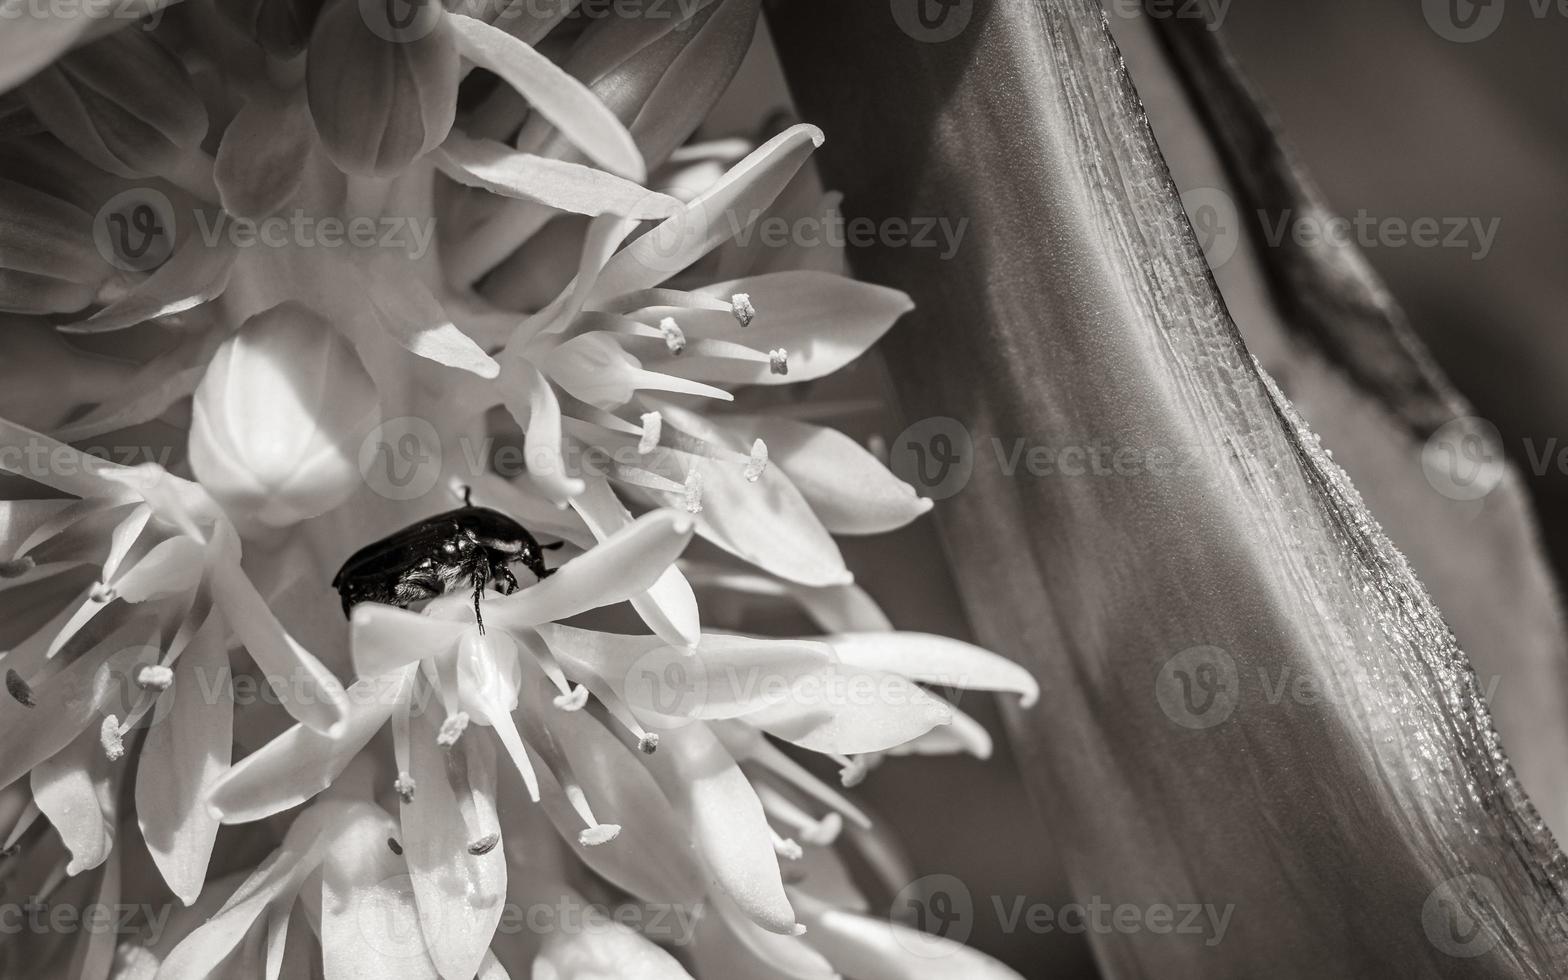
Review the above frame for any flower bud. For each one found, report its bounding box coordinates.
[0,177,114,314]
[306,0,458,177]
[20,30,208,179]
[219,0,328,59]
[189,301,381,529]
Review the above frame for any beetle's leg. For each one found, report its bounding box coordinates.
[516,550,554,582]
[471,564,488,634]
[493,562,520,595]
[541,541,565,551]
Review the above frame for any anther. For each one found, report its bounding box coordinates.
[658,317,686,355]
[731,293,755,327]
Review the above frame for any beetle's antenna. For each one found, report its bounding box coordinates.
[462,484,473,507]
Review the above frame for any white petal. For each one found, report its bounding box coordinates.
[207,539,349,736]
[62,235,236,334]
[320,803,440,980]
[351,604,465,678]
[31,723,114,874]
[137,610,231,904]
[0,619,151,791]
[208,667,415,824]
[363,259,501,379]
[481,508,694,632]
[588,125,824,302]
[724,416,929,534]
[531,884,695,980]
[400,701,507,980]
[499,358,585,504]
[826,633,1039,708]
[792,891,1025,980]
[447,14,644,180]
[569,477,698,647]
[156,804,335,979]
[436,131,679,218]
[745,666,953,756]
[644,724,798,935]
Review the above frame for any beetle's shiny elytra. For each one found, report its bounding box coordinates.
[332,500,556,633]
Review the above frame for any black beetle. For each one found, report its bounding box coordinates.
[332,490,558,632]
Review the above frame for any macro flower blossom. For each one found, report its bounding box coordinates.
[0,0,1048,977]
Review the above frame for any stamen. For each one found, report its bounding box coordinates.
[387,837,403,855]
[638,733,660,754]
[552,684,589,711]
[658,317,686,355]
[89,582,116,603]
[135,664,174,692]
[578,824,621,847]
[802,812,844,846]
[436,711,471,747]
[731,293,755,327]
[833,754,867,788]
[683,469,704,514]
[771,830,804,861]
[768,348,789,376]
[100,715,125,761]
[744,439,769,483]
[5,669,35,707]
[394,772,417,803]
[638,411,662,455]
[467,832,500,856]
[0,556,35,578]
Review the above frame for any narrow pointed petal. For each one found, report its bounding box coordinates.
[137,611,231,904]
[570,476,698,647]
[532,884,695,980]
[63,234,236,334]
[436,131,678,218]
[826,633,1040,708]
[320,803,440,980]
[447,14,644,180]
[745,664,953,756]
[207,540,348,736]
[400,701,507,980]
[0,619,150,791]
[645,724,797,935]
[481,508,694,632]
[588,124,823,303]
[351,604,464,677]
[723,416,929,534]
[792,892,1024,980]
[364,260,500,378]
[156,804,333,979]
[498,359,585,504]
[208,667,414,824]
[31,723,115,874]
